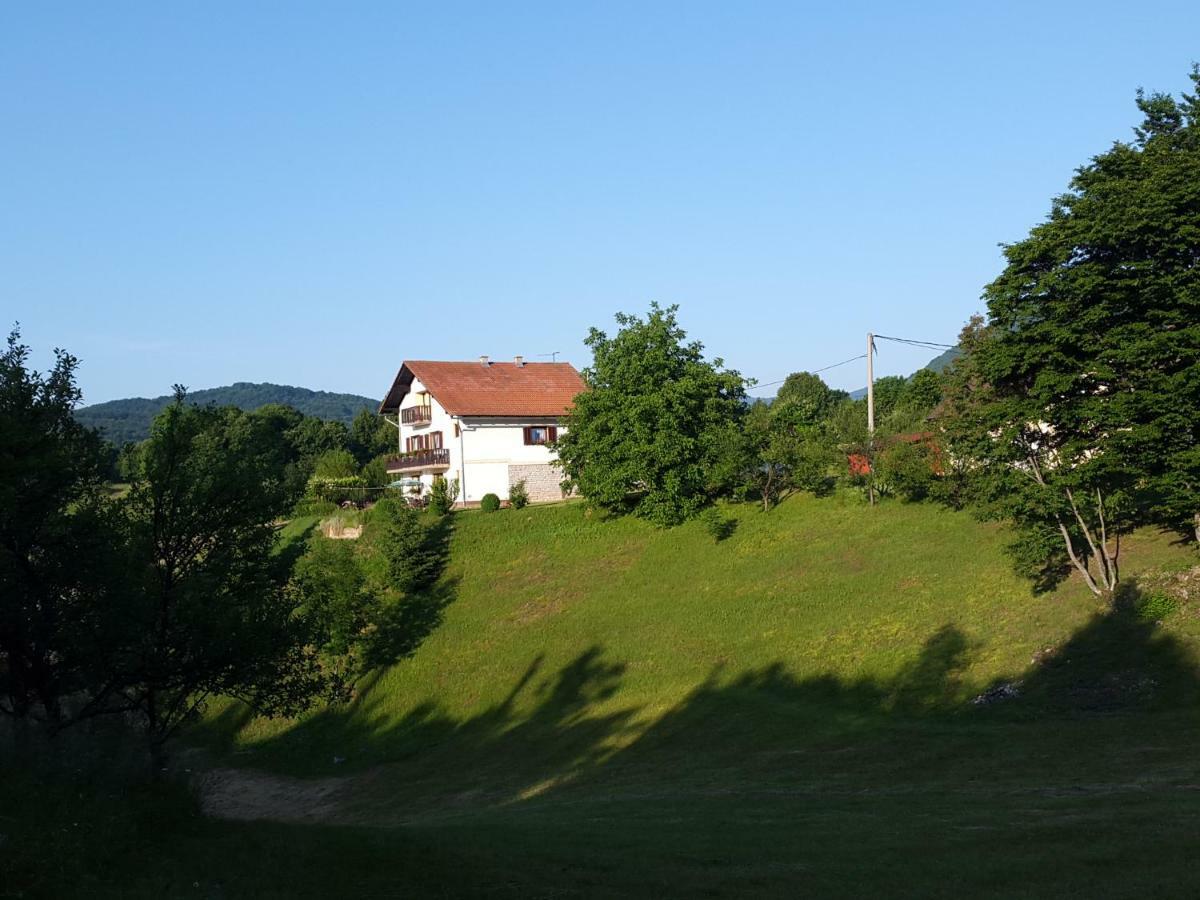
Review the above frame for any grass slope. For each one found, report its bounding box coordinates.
[7,495,1200,897]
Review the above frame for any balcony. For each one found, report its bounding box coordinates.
[386,448,450,473]
[401,405,433,426]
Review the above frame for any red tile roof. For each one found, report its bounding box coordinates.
[380,360,586,417]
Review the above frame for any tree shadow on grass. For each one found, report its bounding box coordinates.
[206,581,1200,829]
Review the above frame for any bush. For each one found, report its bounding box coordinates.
[480,493,501,513]
[508,479,529,509]
[428,476,459,516]
[1136,591,1179,623]
[289,536,379,688]
[291,497,338,518]
[368,498,437,592]
[306,474,367,505]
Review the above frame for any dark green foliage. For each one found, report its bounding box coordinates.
[1134,591,1178,623]
[428,476,460,516]
[556,304,748,526]
[312,448,359,478]
[869,375,908,422]
[0,327,117,724]
[370,499,439,592]
[941,69,1200,594]
[875,438,937,502]
[115,396,325,763]
[902,368,944,413]
[289,537,381,690]
[741,379,839,511]
[349,408,395,466]
[508,479,530,510]
[480,493,502,513]
[75,382,379,445]
[360,454,391,490]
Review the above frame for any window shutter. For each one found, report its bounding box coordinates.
[523,427,532,446]
[548,426,558,442]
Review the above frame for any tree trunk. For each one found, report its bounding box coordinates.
[1194,511,1199,546]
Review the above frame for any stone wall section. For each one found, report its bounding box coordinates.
[507,463,567,502]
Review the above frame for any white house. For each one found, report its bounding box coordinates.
[379,356,586,505]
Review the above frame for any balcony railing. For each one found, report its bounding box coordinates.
[401,405,433,425]
[386,448,450,472]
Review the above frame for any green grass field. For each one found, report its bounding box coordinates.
[6,494,1200,897]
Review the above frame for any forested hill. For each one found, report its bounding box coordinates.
[76,382,379,444]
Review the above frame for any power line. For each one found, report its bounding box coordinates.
[754,353,867,389]
[752,333,956,390]
[873,334,957,351]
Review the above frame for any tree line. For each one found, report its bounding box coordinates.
[557,69,1200,597]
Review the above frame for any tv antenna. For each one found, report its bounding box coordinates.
[537,351,561,362]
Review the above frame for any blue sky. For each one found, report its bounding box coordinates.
[3,3,1197,404]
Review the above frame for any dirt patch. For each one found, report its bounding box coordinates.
[197,767,353,824]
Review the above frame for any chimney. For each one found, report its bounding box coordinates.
[479,355,490,367]
[514,355,525,367]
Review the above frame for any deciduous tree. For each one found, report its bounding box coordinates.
[556,304,747,526]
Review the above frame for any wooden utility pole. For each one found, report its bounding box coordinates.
[866,332,875,435]
[866,332,876,506]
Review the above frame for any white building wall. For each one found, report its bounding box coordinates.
[395,378,464,501]
[392,389,567,505]
[458,417,565,504]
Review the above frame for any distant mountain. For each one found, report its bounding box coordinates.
[76,382,379,445]
[922,347,962,373]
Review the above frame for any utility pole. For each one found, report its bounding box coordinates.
[866,331,875,435]
[866,332,876,507]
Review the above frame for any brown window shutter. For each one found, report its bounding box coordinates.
[548,426,558,442]
[523,427,532,446]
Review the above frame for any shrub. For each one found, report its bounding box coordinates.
[480,493,501,513]
[428,476,459,516]
[508,479,529,509]
[289,536,379,688]
[368,498,437,592]
[1135,591,1179,623]
[291,497,338,518]
[306,474,367,505]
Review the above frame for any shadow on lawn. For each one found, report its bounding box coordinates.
[211,579,1200,821]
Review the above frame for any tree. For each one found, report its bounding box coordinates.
[0,328,118,729]
[289,537,380,691]
[555,304,747,526]
[774,371,845,421]
[113,395,324,767]
[902,368,944,413]
[369,498,438,592]
[349,409,395,466]
[942,71,1200,594]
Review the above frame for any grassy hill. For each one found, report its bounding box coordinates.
[7,495,1200,897]
[75,382,379,444]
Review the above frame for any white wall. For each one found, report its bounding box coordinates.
[458,417,564,503]
[394,388,568,504]
[396,378,464,500]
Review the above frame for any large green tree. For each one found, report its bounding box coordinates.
[944,70,1200,594]
[112,395,325,766]
[0,328,118,728]
[556,304,747,526]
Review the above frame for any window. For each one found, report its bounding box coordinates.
[523,425,557,446]
[406,431,444,452]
